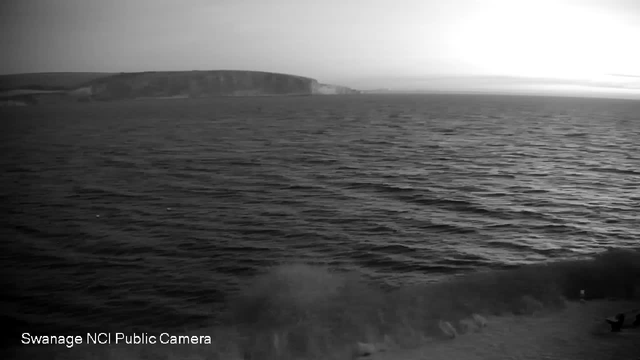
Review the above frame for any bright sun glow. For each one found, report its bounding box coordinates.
[447,1,640,81]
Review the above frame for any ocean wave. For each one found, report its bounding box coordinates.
[225,248,639,357]
[586,167,640,176]
[3,95,640,356]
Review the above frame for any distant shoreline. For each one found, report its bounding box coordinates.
[0,70,360,105]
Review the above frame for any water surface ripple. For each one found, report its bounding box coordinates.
[1,94,639,334]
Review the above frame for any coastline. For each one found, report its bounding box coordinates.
[6,300,639,360]
[372,300,640,360]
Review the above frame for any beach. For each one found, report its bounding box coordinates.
[371,300,640,360]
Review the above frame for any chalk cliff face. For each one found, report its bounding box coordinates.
[0,70,359,103]
[311,81,361,95]
[87,71,320,100]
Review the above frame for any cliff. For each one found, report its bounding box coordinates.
[0,72,114,92]
[0,70,359,104]
[311,81,361,95]
[85,70,319,100]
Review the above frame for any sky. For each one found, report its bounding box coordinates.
[1,0,640,96]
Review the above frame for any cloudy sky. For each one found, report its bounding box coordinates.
[1,0,639,95]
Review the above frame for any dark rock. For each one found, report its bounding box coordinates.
[606,313,625,332]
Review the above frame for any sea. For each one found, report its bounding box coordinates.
[1,94,639,355]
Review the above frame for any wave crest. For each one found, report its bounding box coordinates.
[222,248,640,358]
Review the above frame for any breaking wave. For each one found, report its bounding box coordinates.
[11,248,640,360]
